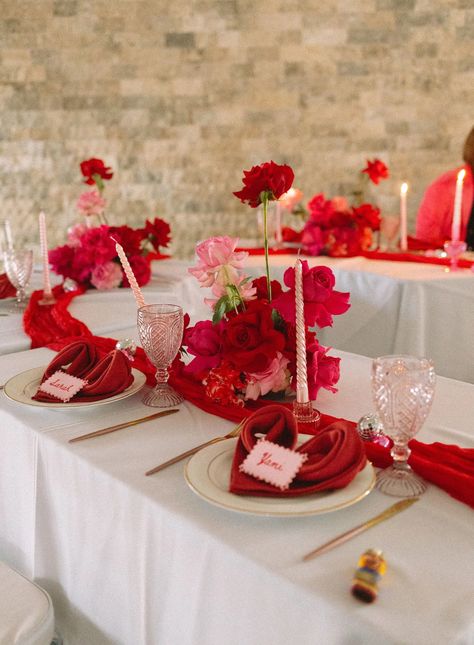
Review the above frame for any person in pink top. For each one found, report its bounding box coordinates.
[416,127,474,248]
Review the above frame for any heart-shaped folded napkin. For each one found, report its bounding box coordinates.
[34,343,133,403]
[230,404,367,497]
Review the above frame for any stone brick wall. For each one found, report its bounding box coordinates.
[0,0,473,257]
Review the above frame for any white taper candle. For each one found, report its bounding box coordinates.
[451,169,466,242]
[295,259,309,403]
[400,182,408,251]
[39,211,53,297]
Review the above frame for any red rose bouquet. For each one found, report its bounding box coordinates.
[182,235,350,407]
[49,157,171,290]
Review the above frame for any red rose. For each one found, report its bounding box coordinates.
[80,158,113,186]
[222,300,286,372]
[252,276,283,301]
[352,204,381,231]
[122,255,151,288]
[143,217,171,251]
[273,260,350,328]
[361,159,389,185]
[233,161,294,208]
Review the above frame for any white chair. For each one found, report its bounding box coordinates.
[0,562,55,645]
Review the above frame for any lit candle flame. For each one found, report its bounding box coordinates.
[457,169,466,183]
[400,182,408,195]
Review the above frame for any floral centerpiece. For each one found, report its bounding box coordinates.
[182,235,350,407]
[177,160,350,408]
[49,158,171,290]
[299,158,389,257]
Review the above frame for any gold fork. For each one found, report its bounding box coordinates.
[145,419,245,476]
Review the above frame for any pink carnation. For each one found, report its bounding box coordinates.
[279,188,303,212]
[90,262,123,290]
[76,190,106,217]
[245,352,290,400]
[273,260,350,328]
[331,196,350,213]
[189,236,248,289]
[67,222,88,248]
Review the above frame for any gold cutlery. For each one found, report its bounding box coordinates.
[145,419,244,476]
[303,498,419,561]
[69,409,179,443]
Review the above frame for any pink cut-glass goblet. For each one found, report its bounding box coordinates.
[137,304,184,407]
[380,215,400,251]
[372,355,435,497]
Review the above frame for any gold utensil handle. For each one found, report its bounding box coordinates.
[69,409,179,443]
[303,497,418,561]
[145,435,225,476]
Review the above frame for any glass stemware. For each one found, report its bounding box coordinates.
[380,215,400,251]
[372,355,436,497]
[3,248,33,310]
[137,304,184,407]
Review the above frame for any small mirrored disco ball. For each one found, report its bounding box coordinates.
[357,413,384,441]
[115,338,137,360]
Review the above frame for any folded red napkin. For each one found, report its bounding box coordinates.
[229,405,367,497]
[34,342,134,403]
[0,273,16,299]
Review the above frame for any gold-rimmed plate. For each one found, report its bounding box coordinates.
[3,366,146,409]
[185,436,375,517]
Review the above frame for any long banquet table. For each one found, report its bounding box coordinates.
[245,254,474,384]
[1,337,473,644]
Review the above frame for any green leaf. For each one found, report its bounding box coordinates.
[212,296,228,324]
[271,308,286,332]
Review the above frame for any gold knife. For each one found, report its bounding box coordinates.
[303,498,419,561]
[69,409,179,443]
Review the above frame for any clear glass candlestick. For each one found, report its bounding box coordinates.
[137,304,184,407]
[3,248,33,310]
[372,355,435,497]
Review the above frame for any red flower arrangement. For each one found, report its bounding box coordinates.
[300,158,388,257]
[182,234,350,407]
[50,157,171,290]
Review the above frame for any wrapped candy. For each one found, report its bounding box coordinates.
[351,549,386,603]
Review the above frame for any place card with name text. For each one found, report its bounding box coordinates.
[39,371,87,402]
[239,439,308,491]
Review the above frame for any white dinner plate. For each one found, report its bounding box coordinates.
[3,366,146,409]
[185,437,375,517]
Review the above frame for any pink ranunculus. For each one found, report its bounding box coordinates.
[184,320,225,375]
[244,352,290,400]
[76,190,106,216]
[188,236,248,289]
[90,261,123,290]
[273,260,350,328]
[306,340,341,400]
[66,222,88,247]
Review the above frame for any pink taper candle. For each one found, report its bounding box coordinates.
[114,240,146,309]
[399,183,408,251]
[295,259,309,403]
[39,211,53,297]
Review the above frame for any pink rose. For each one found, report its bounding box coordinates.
[245,352,290,400]
[184,320,224,375]
[306,341,341,399]
[76,190,106,216]
[90,261,123,290]
[273,260,350,328]
[189,236,248,289]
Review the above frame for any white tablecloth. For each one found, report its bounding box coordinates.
[1,344,473,645]
[245,255,474,383]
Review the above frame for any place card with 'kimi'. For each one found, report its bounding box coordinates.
[39,370,87,402]
[239,439,308,491]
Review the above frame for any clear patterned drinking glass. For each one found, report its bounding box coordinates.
[137,304,184,407]
[372,355,436,497]
[3,248,33,310]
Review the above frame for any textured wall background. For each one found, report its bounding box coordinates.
[0,0,473,257]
